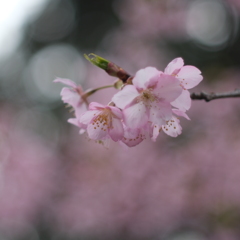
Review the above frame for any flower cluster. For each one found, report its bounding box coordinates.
[54,56,203,147]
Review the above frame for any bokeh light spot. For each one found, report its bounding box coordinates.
[186,0,231,49]
[23,44,86,106]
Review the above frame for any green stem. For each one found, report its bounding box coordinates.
[86,85,115,96]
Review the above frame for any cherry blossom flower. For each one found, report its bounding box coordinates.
[112,67,183,129]
[54,78,88,130]
[164,58,203,112]
[162,109,190,137]
[54,57,203,146]
[80,102,124,142]
[152,109,190,140]
[121,124,148,147]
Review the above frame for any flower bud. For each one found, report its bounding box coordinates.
[84,53,109,70]
[84,53,131,82]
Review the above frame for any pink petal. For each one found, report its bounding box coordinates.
[151,124,162,142]
[173,109,190,120]
[60,87,80,107]
[145,72,162,89]
[177,66,203,89]
[171,89,191,112]
[162,117,182,137]
[107,106,123,119]
[54,78,78,88]
[153,74,182,102]
[80,110,100,125]
[164,58,184,75]
[87,120,108,140]
[89,102,105,110]
[112,85,139,109]
[121,126,145,147]
[149,101,172,125]
[123,101,148,128]
[133,67,160,90]
[75,102,88,119]
[68,116,86,126]
[79,129,86,134]
[68,118,86,132]
[109,118,124,142]
[67,118,79,127]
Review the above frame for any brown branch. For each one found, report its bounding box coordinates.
[191,89,240,102]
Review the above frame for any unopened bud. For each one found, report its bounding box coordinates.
[84,53,109,70]
[84,53,131,83]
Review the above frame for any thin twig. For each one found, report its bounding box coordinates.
[86,85,114,95]
[191,89,240,102]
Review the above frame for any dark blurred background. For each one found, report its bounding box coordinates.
[1,0,240,239]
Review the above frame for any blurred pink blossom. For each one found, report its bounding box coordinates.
[0,106,58,236]
[115,0,188,39]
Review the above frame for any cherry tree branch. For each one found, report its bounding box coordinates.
[191,89,240,102]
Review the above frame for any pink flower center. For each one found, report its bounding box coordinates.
[92,109,112,131]
[137,90,158,108]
